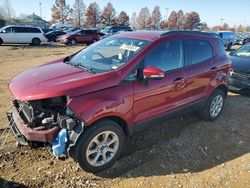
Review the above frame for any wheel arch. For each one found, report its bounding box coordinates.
[215,84,228,97]
[89,116,129,137]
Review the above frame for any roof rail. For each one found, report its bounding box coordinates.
[160,30,218,37]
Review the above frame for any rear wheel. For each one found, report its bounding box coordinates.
[199,89,226,121]
[0,38,3,45]
[72,120,125,173]
[31,38,41,46]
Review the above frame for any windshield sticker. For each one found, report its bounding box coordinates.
[120,44,140,52]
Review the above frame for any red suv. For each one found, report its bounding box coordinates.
[7,31,231,173]
[58,29,100,45]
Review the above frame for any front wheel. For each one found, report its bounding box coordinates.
[68,39,77,45]
[72,120,125,173]
[199,89,226,121]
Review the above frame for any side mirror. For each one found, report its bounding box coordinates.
[143,66,164,79]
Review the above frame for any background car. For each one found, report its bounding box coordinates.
[243,37,250,45]
[45,30,66,42]
[0,25,47,46]
[100,26,133,39]
[218,31,236,50]
[229,43,250,92]
[58,29,100,45]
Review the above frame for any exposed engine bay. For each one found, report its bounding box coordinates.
[14,96,76,132]
[7,96,84,157]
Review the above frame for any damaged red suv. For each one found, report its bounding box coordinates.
[7,31,231,173]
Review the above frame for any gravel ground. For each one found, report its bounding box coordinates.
[0,44,249,188]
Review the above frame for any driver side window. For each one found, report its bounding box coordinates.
[144,40,184,72]
[2,27,13,33]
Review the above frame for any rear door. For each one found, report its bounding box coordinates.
[14,27,28,43]
[183,39,215,103]
[133,39,189,123]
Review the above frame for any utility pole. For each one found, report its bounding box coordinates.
[165,8,169,20]
[39,2,42,19]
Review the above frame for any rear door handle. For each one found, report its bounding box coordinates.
[211,67,217,70]
[173,77,184,84]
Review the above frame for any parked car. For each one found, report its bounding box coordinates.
[7,31,231,173]
[243,37,250,45]
[58,29,100,45]
[229,43,250,92]
[100,26,133,39]
[218,31,236,50]
[101,26,133,34]
[45,30,66,42]
[0,25,47,46]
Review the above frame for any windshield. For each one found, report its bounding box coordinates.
[68,37,150,73]
[232,43,250,58]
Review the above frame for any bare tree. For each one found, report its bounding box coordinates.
[3,0,15,22]
[136,7,151,29]
[200,22,209,31]
[72,0,86,26]
[101,2,116,26]
[222,23,230,30]
[0,7,5,20]
[85,2,100,27]
[51,0,72,24]
[130,12,137,29]
[184,11,201,30]
[167,11,178,29]
[176,10,185,29]
[116,11,129,26]
[236,24,244,32]
[151,6,161,29]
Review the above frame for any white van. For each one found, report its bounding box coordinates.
[0,25,47,46]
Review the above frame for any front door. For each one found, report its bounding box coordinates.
[133,39,188,124]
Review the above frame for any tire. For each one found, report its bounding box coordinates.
[72,120,125,173]
[31,38,41,46]
[0,38,2,45]
[92,39,97,43]
[199,89,226,121]
[69,39,77,45]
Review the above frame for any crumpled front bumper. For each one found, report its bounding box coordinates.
[7,101,59,145]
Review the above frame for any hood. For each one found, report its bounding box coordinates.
[229,55,250,73]
[8,59,121,101]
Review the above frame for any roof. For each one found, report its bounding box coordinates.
[114,30,219,41]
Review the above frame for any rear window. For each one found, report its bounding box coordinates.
[185,40,214,65]
[85,30,97,34]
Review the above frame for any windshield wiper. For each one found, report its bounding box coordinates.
[65,61,96,74]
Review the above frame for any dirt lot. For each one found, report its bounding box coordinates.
[0,45,249,188]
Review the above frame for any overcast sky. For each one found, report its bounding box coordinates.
[1,0,250,27]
